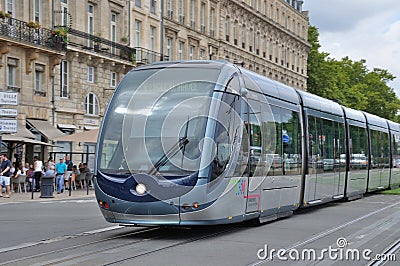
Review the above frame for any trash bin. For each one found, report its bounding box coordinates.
[40,176,54,198]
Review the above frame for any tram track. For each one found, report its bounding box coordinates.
[1,224,242,266]
[368,239,400,266]
[0,226,160,266]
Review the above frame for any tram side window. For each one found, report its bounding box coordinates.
[308,116,327,173]
[268,106,301,176]
[335,121,346,171]
[393,134,400,166]
[247,99,263,177]
[211,93,241,181]
[348,124,368,169]
[370,129,390,168]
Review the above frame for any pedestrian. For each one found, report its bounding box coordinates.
[55,158,67,194]
[83,163,92,187]
[33,156,43,191]
[65,155,73,190]
[47,157,55,170]
[44,165,55,178]
[71,165,80,189]
[13,153,21,170]
[0,153,12,198]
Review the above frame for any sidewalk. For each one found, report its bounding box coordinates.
[0,188,95,204]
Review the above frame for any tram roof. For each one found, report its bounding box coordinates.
[238,67,300,105]
[296,90,344,116]
[132,60,234,71]
[387,120,400,133]
[362,112,388,129]
[342,106,366,123]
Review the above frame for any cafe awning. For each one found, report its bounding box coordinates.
[1,135,54,146]
[11,122,36,139]
[54,128,99,143]
[26,119,65,140]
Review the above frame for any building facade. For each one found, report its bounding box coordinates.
[0,0,309,164]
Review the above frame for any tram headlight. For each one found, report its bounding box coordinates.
[136,183,147,195]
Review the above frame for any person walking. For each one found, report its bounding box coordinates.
[65,155,73,190]
[33,156,43,191]
[0,154,12,198]
[55,158,67,194]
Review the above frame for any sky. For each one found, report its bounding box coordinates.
[302,0,400,96]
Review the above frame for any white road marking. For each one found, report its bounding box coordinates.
[0,225,124,253]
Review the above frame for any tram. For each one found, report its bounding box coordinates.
[94,61,400,226]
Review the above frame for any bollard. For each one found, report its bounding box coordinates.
[69,175,72,196]
[86,176,89,195]
[31,179,34,200]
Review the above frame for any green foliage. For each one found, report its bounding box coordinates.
[307,25,400,120]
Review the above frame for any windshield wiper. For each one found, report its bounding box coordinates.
[148,136,189,175]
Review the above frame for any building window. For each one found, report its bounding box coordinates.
[87,66,94,83]
[60,60,68,98]
[150,0,156,14]
[34,64,45,96]
[200,2,205,33]
[225,17,230,42]
[248,29,253,52]
[6,0,14,15]
[166,0,173,19]
[61,0,68,26]
[179,0,185,24]
[7,58,18,90]
[88,4,94,47]
[34,0,41,23]
[85,92,99,115]
[233,21,237,45]
[135,0,141,7]
[110,12,116,54]
[135,20,141,61]
[166,37,172,61]
[209,7,215,37]
[241,25,246,49]
[150,26,156,62]
[178,41,184,60]
[200,49,205,60]
[255,32,259,55]
[110,71,116,87]
[190,0,195,29]
[189,45,194,60]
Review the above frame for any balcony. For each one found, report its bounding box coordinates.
[67,28,167,65]
[134,47,168,64]
[0,17,67,52]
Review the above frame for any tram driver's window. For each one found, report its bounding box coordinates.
[211,93,240,181]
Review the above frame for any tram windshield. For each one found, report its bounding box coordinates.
[98,67,221,176]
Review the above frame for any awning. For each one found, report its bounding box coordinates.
[11,122,36,139]
[54,128,99,143]
[27,119,65,140]
[1,135,54,146]
[57,123,77,129]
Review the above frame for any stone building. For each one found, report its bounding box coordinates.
[0,0,309,164]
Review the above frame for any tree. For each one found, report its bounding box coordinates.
[306,25,400,120]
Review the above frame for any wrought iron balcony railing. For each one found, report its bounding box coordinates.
[67,28,168,64]
[0,17,67,52]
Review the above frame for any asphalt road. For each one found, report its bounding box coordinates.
[0,194,399,265]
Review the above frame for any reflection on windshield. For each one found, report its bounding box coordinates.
[99,67,220,176]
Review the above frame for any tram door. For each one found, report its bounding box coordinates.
[243,97,270,214]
